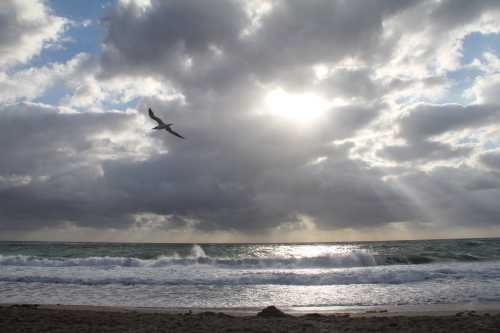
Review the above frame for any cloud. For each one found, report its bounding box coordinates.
[397,104,499,140]
[395,166,500,227]
[381,141,471,163]
[466,53,500,104]
[0,53,90,104]
[2,0,500,240]
[478,149,500,171]
[470,73,500,104]
[0,103,146,175]
[316,67,380,102]
[100,0,248,82]
[0,102,158,230]
[0,100,414,234]
[0,0,67,68]
[377,0,500,79]
[379,103,500,162]
[99,0,424,94]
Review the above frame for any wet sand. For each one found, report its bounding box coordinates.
[1,304,500,332]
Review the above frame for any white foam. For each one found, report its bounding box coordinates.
[0,251,379,269]
[3,261,500,287]
[190,244,207,258]
[0,268,435,286]
[0,255,146,267]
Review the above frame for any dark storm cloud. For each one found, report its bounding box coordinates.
[2,0,500,238]
[379,104,500,162]
[0,101,413,233]
[100,0,420,93]
[381,141,471,163]
[317,68,380,101]
[397,104,500,141]
[478,150,500,172]
[100,0,248,83]
[241,0,389,80]
[0,103,132,175]
[430,0,500,32]
[98,0,496,107]
[0,103,137,230]
[94,101,412,232]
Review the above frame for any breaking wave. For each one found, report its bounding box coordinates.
[0,244,485,269]
[0,252,379,269]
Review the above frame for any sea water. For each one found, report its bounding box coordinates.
[0,239,499,309]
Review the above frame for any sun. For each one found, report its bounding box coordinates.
[264,88,330,123]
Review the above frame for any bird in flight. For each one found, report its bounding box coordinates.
[148,108,185,139]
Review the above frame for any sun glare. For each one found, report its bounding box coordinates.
[264,88,330,123]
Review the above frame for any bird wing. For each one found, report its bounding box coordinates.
[148,108,165,125]
[166,127,185,139]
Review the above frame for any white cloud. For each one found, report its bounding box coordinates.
[63,74,182,109]
[466,52,500,104]
[0,0,68,68]
[0,53,88,104]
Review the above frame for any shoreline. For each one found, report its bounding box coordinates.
[3,302,500,316]
[2,303,500,332]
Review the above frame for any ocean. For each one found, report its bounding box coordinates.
[1,239,500,309]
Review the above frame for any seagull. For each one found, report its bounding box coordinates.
[148,108,185,139]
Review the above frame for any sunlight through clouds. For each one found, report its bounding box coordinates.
[263,88,331,123]
[1,0,500,241]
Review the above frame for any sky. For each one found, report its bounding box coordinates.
[1,0,500,243]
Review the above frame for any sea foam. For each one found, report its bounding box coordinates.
[0,268,438,286]
[2,260,499,287]
[0,251,379,269]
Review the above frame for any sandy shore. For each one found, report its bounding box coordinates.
[1,304,500,332]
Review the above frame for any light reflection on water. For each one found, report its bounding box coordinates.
[259,244,363,258]
[1,275,500,308]
[1,239,500,308]
[1,261,500,307]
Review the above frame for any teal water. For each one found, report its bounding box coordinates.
[1,238,499,263]
[0,239,499,308]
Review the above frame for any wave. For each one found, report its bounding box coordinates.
[0,252,377,268]
[0,251,380,269]
[4,262,500,286]
[0,244,483,269]
[0,268,446,286]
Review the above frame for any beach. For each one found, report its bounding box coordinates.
[1,304,500,332]
[2,240,500,331]
[3,0,500,329]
